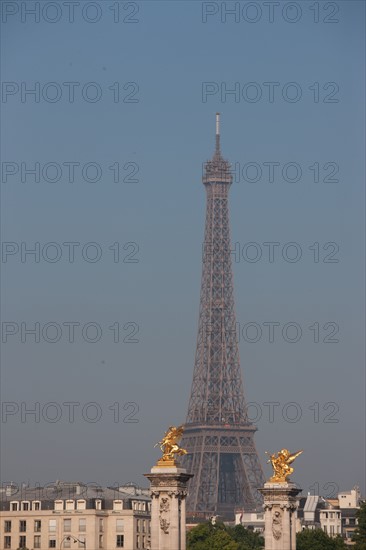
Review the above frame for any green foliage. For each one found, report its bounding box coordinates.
[208,529,239,550]
[187,521,263,550]
[333,535,350,549]
[353,501,366,549]
[297,528,347,550]
[227,524,264,549]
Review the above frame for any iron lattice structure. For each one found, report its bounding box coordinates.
[181,114,264,520]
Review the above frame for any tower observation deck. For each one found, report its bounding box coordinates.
[180,114,264,520]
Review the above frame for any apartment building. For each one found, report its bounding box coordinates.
[0,481,151,550]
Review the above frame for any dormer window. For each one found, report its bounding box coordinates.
[54,500,64,511]
[113,500,123,511]
[65,500,74,511]
[76,500,86,511]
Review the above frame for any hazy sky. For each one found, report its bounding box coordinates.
[1,0,365,499]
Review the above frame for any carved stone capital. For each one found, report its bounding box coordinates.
[166,489,187,499]
[280,502,297,511]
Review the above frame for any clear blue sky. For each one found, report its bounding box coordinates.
[1,0,365,497]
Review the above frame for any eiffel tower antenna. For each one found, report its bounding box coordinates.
[181,114,264,520]
[215,112,221,155]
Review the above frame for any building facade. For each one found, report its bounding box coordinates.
[0,482,151,550]
[319,504,342,538]
[234,510,265,533]
[338,487,362,544]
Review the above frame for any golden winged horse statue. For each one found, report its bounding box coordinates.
[265,448,303,482]
[154,425,187,466]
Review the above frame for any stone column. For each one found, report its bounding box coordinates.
[259,482,301,550]
[291,504,298,547]
[145,466,193,550]
[180,490,186,550]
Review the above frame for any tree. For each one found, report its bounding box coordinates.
[187,522,216,550]
[187,521,261,550]
[227,524,264,549]
[208,529,239,550]
[334,535,350,549]
[353,501,366,550]
[186,523,238,549]
[297,528,347,550]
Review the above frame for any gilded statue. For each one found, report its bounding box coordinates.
[265,448,303,482]
[155,425,187,466]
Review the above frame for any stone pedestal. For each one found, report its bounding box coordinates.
[259,482,301,550]
[144,466,193,550]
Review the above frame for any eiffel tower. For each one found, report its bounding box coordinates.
[181,114,265,520]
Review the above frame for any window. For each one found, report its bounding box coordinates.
[79,519,86,532]
[137,519,141,532]
[4,536,11,549]
[99,518,104,532]
[19,536,26,548]
[99,534,103,549]
[116,519,124,532]
[95,500,102,510]
[34,535,41,548]
[66,500,74,511]
[49,520,56,533]
[78,539,86,548]
[4,521,11,533]
[116,535,124,548]
[55,500,64,511]
[77,500,86,510]
[49,539,56,548]
[64,537,71,548]
[137,534,140,548]
[64,519,71,532]
[22,502,30,511]
[33,502,41,511]
[113,500,123,511]
[34,520,42,532]
[20,521,27,532]
[11,502,18,512]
